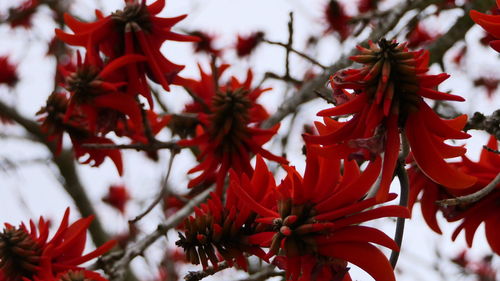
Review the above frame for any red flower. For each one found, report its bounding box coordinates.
[446,137,500,255]
[235,31,264,57]
[0,56,18,87]
[0,208,115,281]
[102,185,130,214]
[176,188,268,270]
[6,0,39,28]
[189,31,221,56]
[55,0,198,102]
[230,146,409,281]
[36,92,124,175]
[408,136,500,254]
[179,65,287,194]
[470,2,500,52]
[60,52,145,134]
[304,39,476,202]
[323,0,351,41]
[406,23,438,49]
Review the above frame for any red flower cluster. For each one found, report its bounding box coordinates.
[179,64,287,194]
[0,208,115,281]
[408,136,500,254]
[37,0,197,173]
[304,39,476,201]
[56,0,198,97]
[177,145,409,280]
[470,0,500,52]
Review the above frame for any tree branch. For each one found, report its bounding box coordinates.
[390,161,410,269]
[101,187,213,281]
[81,140,180,151]
[261,0,488,129]
[0,100,109,246]
[184,261,230,281]
[464,110,500,140]
[437,172,500,207]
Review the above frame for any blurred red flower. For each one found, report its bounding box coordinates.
[102,185,130,214]
[323,0,351,41]
[235,31,264,57]
[0,56,18,88]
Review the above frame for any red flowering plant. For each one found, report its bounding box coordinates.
[179,64,287,194]
[408,136,500,254]
[304,39,477,202]
[0,208,115,281]
[228,145,409,281]
[2,0,500,280]
[55,0,198,105]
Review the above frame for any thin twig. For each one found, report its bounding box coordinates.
[81,140,180,151]
[237,266,283,281]
[100,188,213,281]
[437,172,500,207]
[390,161,409,269]
[483,145,500,154]
[285,12,294,78]
[261,0,483,129]
[151,87,169,113]
[184,261,230,281]
[139,100,156,143]
[263,39,327,69]
[0,100,110,246]
[129,150,178,224]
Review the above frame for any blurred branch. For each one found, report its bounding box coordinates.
[81,140,180,151]
[263,39,327,69]
[0,100,109,246]
[184,261,230,281]
[427,0,496,67]
[464,110,500,140]
[437,172,500,207]
[261,0,490,129]
[237,266,283,281]
[129,150,178,224]
[101,187,212,281]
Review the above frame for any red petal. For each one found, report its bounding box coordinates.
[319,242,396,281]
[317,225,399,251]
[377,116,400,202]
[406,113,477,189]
